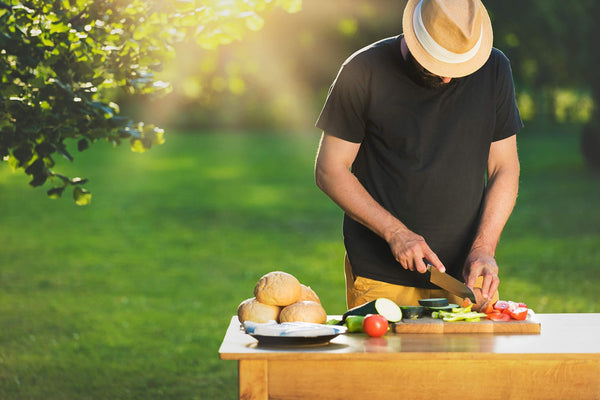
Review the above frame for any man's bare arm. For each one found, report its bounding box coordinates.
[464,134,520,299]
[314,133,445,273]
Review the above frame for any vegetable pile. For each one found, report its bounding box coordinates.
[481,300,530,322]
[427,298,532,323]
[431,304,488,322]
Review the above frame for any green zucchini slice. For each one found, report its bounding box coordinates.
[418,298,449,308]
[400,306,425,319]
[427,303,459,311]
[341,298,402,323]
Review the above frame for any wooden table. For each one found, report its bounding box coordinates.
[219,314,600,400]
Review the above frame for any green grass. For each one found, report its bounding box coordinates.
[0,128,598,399]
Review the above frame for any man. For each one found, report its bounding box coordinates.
[314,0,522,309]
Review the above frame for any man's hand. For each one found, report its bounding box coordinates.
[387,228,445,274]
[463,247,499,300]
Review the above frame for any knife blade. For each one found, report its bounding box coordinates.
[427,265,476,302]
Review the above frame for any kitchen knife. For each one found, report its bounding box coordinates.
[427,265,476,303]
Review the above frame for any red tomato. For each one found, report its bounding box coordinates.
[498,301,519,315]
[510,307,528,321]
[481,301,496,315]
[494,300,510,312]
[362,314,389,337]
[486,312,511,322]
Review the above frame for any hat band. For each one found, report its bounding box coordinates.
[413,0,482,64]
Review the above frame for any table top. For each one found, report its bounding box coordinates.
[219,314,600,361]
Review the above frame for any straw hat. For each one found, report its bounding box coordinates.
[402,0,493,78]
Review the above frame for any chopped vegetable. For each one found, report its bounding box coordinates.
[430,306,488,322]
[345,315,365,333]
[481,301,495,314]
[400,306,425,319]
[510,307,528,321]
[486,300,531,321]
[341,298,402,323]
[418,298,449,307]
[486,312,511,322]
[461,297,473,308]
[493,300,510,312]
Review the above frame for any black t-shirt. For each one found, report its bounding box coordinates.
[316,35,523,288]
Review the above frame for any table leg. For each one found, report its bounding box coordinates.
[238,359,268,400]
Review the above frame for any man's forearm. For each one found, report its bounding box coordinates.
[471,160,520,256]
[315,133,445,272]
[315,163,405,242]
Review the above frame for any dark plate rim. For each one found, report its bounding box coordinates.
[249,333,341,346]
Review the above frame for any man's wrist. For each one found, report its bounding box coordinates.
[469,242,496,257]
[382,221,409,243]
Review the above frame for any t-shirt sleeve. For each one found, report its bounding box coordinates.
[493,51,523,141]
[315,58,369,143]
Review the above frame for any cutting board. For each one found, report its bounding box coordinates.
[392,316,541,334]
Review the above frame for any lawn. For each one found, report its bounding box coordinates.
[0,127,598,399]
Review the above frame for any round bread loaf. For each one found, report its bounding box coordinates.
[237,297,281,323]
[279,301,327,324]
[297,284,321,304]
[254,271,302,306]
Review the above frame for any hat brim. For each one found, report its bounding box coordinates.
[402,0,493,78]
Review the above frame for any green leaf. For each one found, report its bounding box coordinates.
[279,0,302,13]
[47,186,65,199]
[13,144,33,167]
[77,138,89,151]
[130,138,147,153]
[73,186,92,206]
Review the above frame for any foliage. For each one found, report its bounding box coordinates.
[488,0,598,124]
[0,0,301,203]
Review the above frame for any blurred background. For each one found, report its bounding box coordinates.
[123,0,597,140]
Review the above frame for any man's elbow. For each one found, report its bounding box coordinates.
[314,163,328,192]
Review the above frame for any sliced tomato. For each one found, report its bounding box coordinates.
[510,307,528,321]
[486,312,511,322]
[481,301,496,315]
[501,301,520,315]
[494,300,510,312]
[518,302,528,308]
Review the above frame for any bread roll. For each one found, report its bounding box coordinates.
[254,271,302,306]
[237,297,281,323]
[297,284,321,304]
[279,301,327,324]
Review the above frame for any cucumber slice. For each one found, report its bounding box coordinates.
[418,298,449,307]
[427,303,459,311]
[400,306,425,319]
[341,298,402,323]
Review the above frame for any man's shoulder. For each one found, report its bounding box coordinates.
[342,36,401,68]
[490,47,511,63]
[472,48,513,80]
[486,48,513,70]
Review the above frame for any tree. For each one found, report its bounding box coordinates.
[0,0,302,204]
[487,0,600,168]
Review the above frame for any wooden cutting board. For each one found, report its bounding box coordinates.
[392,316,541,334]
